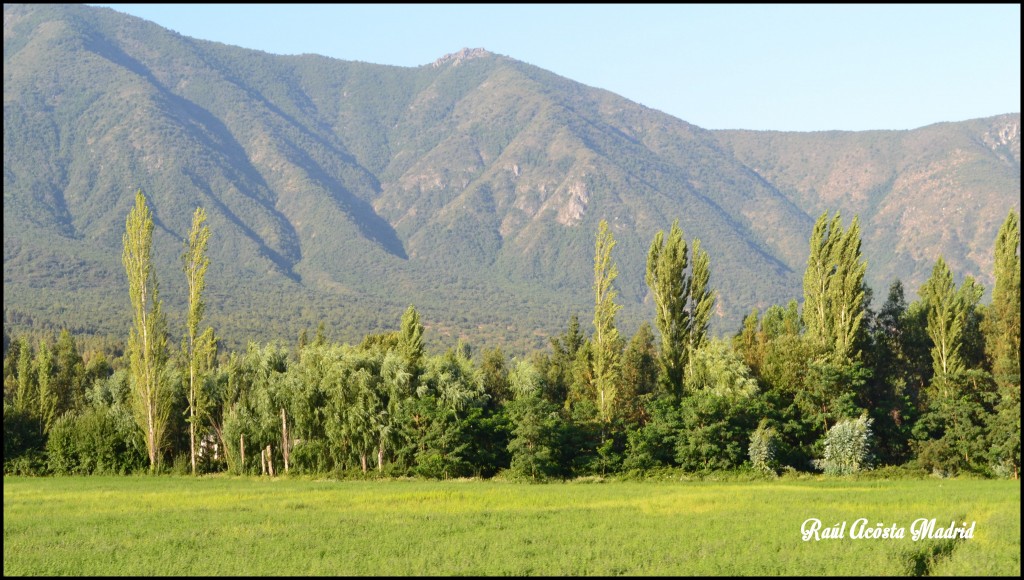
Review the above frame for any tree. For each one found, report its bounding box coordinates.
[35,340,57,434]
[686,239,716,364]
[539,314,586,407]
[920,257,982,382]
[182,207,214,475]
[376,351,412,471]
[802,212,867,362]
[646,220,688,397]
[864,280,918,465]
[646,220,716,399]
[479,347,511,409]
[985,210,1020,390]
[506,360,558,481]
[122,189,171,471]
[14,336,34,415]
[619,323,658,426]
[399,305,425,378]
[53,329,85,416]
[592,219,622,426]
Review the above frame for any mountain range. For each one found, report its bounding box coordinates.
[4,4,1020,353]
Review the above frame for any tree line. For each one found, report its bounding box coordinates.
[3,191,1020,480]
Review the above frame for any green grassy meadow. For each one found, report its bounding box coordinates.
[3,476,1019,576]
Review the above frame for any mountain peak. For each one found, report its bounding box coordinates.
[432,47,492,67]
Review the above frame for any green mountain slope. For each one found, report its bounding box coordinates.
[3,4,1020,353]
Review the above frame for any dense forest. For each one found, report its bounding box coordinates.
[3,193,1019,481]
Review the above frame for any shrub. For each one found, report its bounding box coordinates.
[3,403,46,472]
[814,414,874,475]
[748,419,780,475]
[45,406,146,475]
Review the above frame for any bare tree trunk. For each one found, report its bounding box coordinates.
[267,445,275,477]
[281,408,290,474]
[260,446,266,475]
[240,433,245,473]
[190,410,197,476]
[378,442,384,473]
[360,453,367,473]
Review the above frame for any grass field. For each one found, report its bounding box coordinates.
[3,475,1019,576]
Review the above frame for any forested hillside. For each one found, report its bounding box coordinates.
[4,4,1018,353]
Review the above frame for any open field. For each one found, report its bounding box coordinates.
[3,476,1019,576]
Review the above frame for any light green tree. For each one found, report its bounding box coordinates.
[920,257,982,381]
[399,305,424,377]
[122,189,171,471]
[646,220,716,399]
[802,211,867,362]
[182,207,215,475]
[686,239,716,366]
[592,219,622,425]
[646,220,688,397]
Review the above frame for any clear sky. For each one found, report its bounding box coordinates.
[92,4,1020,132]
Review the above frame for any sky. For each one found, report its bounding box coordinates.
[92,4,1020,132]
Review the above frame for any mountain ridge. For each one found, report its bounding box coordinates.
[3,4,1020,353]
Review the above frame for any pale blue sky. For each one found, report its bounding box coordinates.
[93,4,1020,132]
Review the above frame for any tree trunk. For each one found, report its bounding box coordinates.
[378,443,384,473]
[260,446,266,475]
[267,445,275,477]
[189,412,197,476]
[281,407,290,474]
[240,433,245,474]
[361,453,367,473]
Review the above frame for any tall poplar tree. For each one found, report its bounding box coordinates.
[831,217,867,361]
[34,340,56,433]
[182,207,215,475]
[803,212,841,349]
[592,219,622,425]
[646,220,688,397]
[645,220,716,398]
[686,238,716,363]
[984,210,1020,478]
[920,256,982,381]
[986,210,1020,389]
[399,305,425,379]
[123,189,171,471]
[802,211,866,362]
[14,336,34,414]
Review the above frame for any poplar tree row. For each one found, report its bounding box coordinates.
[3,197,1019,480]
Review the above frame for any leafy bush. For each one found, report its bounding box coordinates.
[814,414,874,475]
[3,402,46,473]
[291,439,333,475]
[748,419,780,475]
[45,406,146,475]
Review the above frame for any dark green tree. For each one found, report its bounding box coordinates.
[506,360,558,481]
[984,210,1020,390]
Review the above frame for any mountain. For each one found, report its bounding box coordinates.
[4,4,1020,353]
